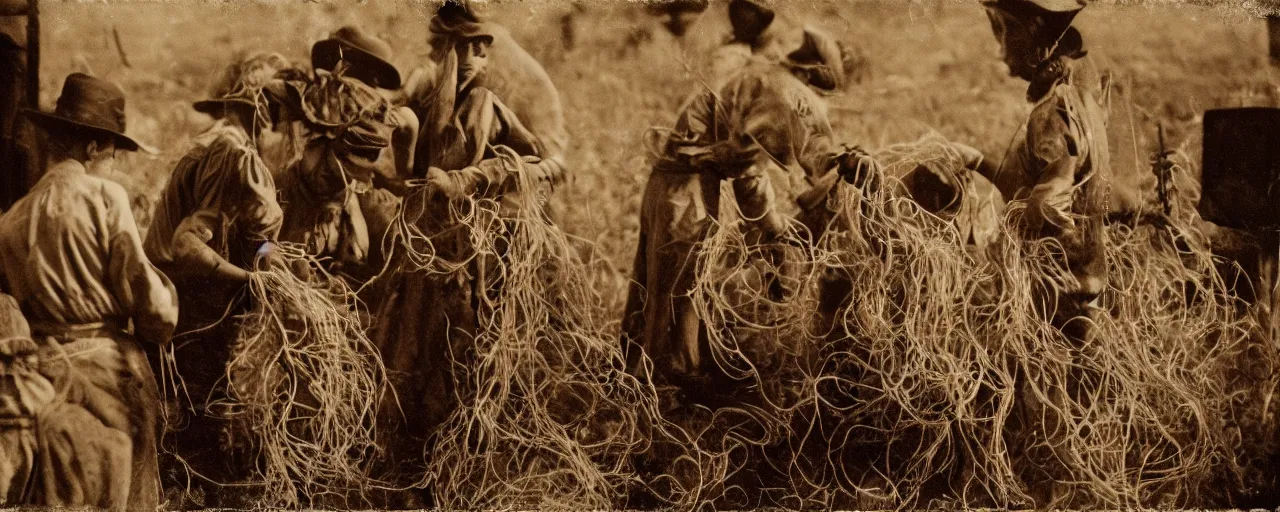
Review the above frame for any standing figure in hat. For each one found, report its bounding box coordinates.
[401,1,569,219]
[711,0,867,90]
[982,0,1110,505]
[619,35,881,387]
[142,52,293,503]
[0,73,176,510]
[983,0,1108,346]
[370,20,556,481]
[274,25,419,276]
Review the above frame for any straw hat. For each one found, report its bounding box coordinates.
[23,73,155,153]
[193,52,293,117]
[311,25,401,89]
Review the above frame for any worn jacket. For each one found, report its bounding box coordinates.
[146,120,283,281]
[621,59,843,377]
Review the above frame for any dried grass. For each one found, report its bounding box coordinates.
[388,148,693,509]
[651,135,1274,509]
[222,244,389,508]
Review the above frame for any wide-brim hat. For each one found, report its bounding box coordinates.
[311,25,401,89]
[23,73,155,154]
[430,0,498,44]
[982,0,1085,45]
[193,52,294,116]
[728,0,776,44]
[785,26,847,91]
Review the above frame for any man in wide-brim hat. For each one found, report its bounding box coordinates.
[982,0,1106,331]
[401,1,569,217]
[273,25,418,274]
[0,72,177,510]
[144,53,292,506]
[980,0,1115,506]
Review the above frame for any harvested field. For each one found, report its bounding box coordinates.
[23,0,1280,508]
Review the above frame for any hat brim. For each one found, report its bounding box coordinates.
[311,39,402,89]
[982,0,1082,39]
[23,109,157,155]
[785,28,846,91]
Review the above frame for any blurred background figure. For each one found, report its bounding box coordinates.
[646,0,711,38]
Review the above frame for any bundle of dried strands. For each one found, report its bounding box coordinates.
[222,243,389,507]
[389,148,700,509]
[661,133,1268,509]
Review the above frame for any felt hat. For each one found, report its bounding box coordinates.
[784,26,849,91]
[23,73,155,153]
[982,0,1085,46]
[728,0,776,44]
[311,25,401,89]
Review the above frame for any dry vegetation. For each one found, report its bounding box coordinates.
[34,0,1280,508]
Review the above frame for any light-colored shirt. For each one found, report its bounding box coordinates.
[0,160,178,344]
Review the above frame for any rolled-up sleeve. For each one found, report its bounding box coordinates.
[103,184,178,345]
[230,148,283,247]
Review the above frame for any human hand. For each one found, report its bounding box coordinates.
[838,146,882,193]
[426,166,463,200]
[254,241,286,272]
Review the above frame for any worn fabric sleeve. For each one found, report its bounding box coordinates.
[796,116,840,179]
[168,209,251,284]
[726,81,804,238]
[102,184,177,345]
[1022,98,1080,234]
[1026,98,1078,172]
[200,139,283,248]
[233,148,284,246]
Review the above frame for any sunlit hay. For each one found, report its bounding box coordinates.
[388,147,704,509]
[675,134,1264,509]
[222,243,389,508]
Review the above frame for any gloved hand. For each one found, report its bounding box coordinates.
[687,138,759,179]
[254,241,284,272]
[426,166,464,200]
[837,145,882,193]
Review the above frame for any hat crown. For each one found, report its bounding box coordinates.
[984,0,1086,13]
[728,0,776,43]
[54,72,128,134]
[311,25,401,89]
[208,53,291,102]
[786,27,848,91]
[329,25,394,63]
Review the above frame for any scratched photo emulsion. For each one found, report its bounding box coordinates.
[0,0,1278,510]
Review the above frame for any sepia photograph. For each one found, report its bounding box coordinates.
[1,0,1279,509]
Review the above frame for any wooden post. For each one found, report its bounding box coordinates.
[25,0,34,108]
